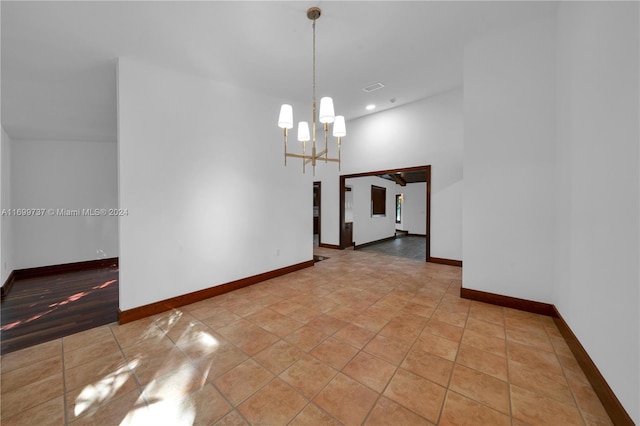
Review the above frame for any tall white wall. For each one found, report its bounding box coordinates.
[317,88,463,260]
[554,2,639,422]
[11,139,118,269]
[1,127,13,282]
[464,4,639,421]
[401,182,427,236]
[117,58,310,311]
[463,13,557,303]
[345,176,396,246]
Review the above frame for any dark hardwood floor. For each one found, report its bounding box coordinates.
[0,266,119,354]
[358,234,427,261]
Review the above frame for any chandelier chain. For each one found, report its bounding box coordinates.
[312,19,316,109]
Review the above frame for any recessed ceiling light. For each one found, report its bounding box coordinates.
[366,104,376,111]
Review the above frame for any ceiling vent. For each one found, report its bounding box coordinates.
[362,82,385,93]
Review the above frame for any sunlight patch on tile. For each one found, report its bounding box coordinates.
[141,362,204,403]
[74,360,139,417]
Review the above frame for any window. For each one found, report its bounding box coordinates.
[371,185,386,217]
[396,194,402,223]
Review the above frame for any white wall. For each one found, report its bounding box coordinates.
[554,2,639,422]
[464,5,639,421]
[10,139,118,269]
[317,88,463,260]
[1,127,13,283]
[345,176,396,246]
[117,57,311,311]
[463,13,557,303]
[401,182,427,236]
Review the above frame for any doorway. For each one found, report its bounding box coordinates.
[339,165,431,262]
[313,181,321,247]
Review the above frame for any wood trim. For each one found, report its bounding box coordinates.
[341,165,432,179]
[425,166,431,261]
[553,307,634,426]
[354,235,396,250]
[428,257,462,267]
[314,181,321,245]
[1,271,16,299]
[460,287,556,317]
[319,243,341,250]
[407,233,427,237]
[119,259,314,324]
[340,165,431,257]
[12,258,119,281]
[339,178,347,249]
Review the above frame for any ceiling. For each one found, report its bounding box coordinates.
[1,1,557,142]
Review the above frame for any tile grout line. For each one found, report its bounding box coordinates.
[303,278,404,423]
[444,300,519,423]
[0,341,63,423]
[361,276,449,425]
[546,320,590,425]
[283,308,372,423]
[196,302,306,416]
[238,266,379,424]
[505,313,595,424]
[236,309,342,423]
[147,310,241,415]
[435,279,469,426]
[271,272,391,424]
[107,321,152,420]
[170,306,315,424]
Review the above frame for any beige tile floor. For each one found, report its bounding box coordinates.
[1,248,612,425]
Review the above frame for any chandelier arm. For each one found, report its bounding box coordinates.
[284,128,288,166]
[310,148,339,162]
[286,153,306,159]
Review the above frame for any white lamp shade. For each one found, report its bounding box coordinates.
[319,97,335,124]
[297,122,310,142]
[278,104,294,129]
[333,115,347,137]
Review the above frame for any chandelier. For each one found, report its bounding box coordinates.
[277,7,346,175]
